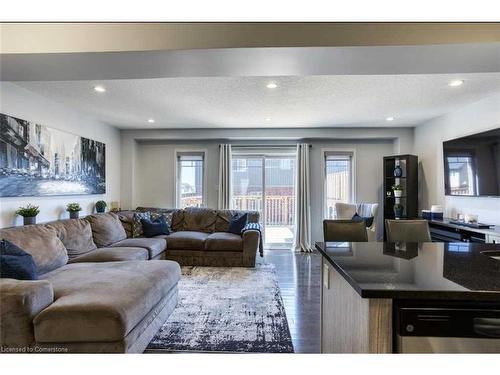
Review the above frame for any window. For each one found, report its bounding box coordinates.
[324,152,354,219]
[230,147,296,249]
[233,158,248,172]
[445,155,477,195]
[176,152,205,208]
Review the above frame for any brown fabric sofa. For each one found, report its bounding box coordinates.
[0,214,180,353]
[0,207,260,352]
[122,207,262,267]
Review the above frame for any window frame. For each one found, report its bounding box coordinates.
[443,149,477,196]
[321,148,356,219]
[174,149,207,209]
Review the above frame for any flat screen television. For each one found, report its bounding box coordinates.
[443,128,500,197]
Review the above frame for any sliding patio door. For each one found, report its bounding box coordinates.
[231,149,296,249]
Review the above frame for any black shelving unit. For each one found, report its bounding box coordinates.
[383,154,418,240]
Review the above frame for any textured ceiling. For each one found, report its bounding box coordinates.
[12,73,500,129]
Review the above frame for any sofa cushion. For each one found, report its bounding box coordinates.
[132,212,151,238]
[215,209,260,232]
[166,231,208,250]
[183,207,217,233]
[151,211,174,227]
[48,219,97,259]
[141,217,170,237]
[34,260,181,343]
[205,232,243,252]
[87,213,127,247]
[68,247,149,263]
[0,239,38,280]
[136,207,183,231]
[116,210,136,238]
[215,210,236,232]
[110,238,166,259]
[227,213,248,235]
[351,213,374,228]
[0,225,68,275]
[0,278,54,347]
[171,210,185,231]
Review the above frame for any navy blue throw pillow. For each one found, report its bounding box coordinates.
[352,213,374,228]
[141,217,170,237]
[228,213,248,235]
[0,239,38,280]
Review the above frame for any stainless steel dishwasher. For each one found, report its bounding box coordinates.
[396,303,500,353]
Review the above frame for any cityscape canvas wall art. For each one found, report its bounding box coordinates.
[0,113,106,197]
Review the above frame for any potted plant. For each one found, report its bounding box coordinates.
[95,200,107,213]
[16,204,40,225]
[394,203,404,219]
[66,203,82,219]
[392,184,404,198]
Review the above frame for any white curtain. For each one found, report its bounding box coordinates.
[218,144,232,209]
[293,143,312,252]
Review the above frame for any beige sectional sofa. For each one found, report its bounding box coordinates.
[0,207,261,353]
[121,207,262,267]
[0,213,180,353]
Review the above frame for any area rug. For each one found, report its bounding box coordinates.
[146,264,294,353]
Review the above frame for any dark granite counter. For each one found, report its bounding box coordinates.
[315,242,500,302]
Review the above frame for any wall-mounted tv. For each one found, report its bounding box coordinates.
[443,127,500,197]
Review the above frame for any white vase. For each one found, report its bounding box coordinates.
[394,190,403,198]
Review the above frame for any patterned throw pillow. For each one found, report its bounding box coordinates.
[151,212,174,228]
[132,212,151,238]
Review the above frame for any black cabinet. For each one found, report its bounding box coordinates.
[428,220,486,243]
[383,155,418,240]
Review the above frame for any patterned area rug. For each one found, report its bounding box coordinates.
[146,264,294,353]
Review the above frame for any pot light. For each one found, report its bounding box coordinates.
[266,82,277,89]
[265,118,271,122]
[386,116,395,122]
[93,85,106,93]
[147,119,155,124]
[449,79,464,87]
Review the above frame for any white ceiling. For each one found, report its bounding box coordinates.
[12,73,500,129]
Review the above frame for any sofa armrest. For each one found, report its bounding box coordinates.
[242,229,260,256]
[0,279,54,348]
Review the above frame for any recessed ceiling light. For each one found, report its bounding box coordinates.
[449,79,464,87]
[93,85,106,93]
[386,116,395,122]
[266,82,277,89]
[265,118,271,122]
[147,119,155,124]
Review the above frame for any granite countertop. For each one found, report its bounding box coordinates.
[315,241,500,302]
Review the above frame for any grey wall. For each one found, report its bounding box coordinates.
[122,128,412,242]
[0,83,122,228]
[136,141,220,209]
[413,93,500,225]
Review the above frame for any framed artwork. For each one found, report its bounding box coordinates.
[0,113,106,197]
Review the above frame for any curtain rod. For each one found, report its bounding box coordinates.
[221,144,312,148]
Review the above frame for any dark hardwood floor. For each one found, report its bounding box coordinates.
[258,249,322,353]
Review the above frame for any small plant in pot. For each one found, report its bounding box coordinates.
[393,203,404,219]
[392,184,404,198]
[66,203,82,219]
[95,200,107,213]
[16,204,40,225]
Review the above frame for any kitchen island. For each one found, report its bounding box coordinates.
[315,241,500,353]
